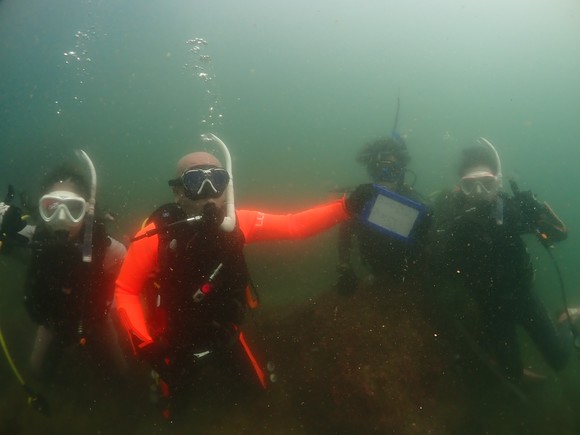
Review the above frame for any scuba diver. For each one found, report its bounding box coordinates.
[115,134,355,420]
[5,153,128,380]
[428,137,574,382]
[335,106,429,295]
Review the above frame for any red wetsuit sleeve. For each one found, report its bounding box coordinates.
[238,198,348,243]
[115,222,159,351]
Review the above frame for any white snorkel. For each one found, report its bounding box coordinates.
[75,150,97,262]
[477,137,504,225]
[477,137,503,189]
[200,133,236,232]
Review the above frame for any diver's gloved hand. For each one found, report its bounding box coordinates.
[514,190,542,227]
[345,184,373,216]
[335,264,358,296]
[0,202,27,246]
[3,184,15,204]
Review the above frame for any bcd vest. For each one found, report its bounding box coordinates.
[24,220,110,334]
[146,203,250,349]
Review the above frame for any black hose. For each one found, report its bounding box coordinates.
[509,178,579,345]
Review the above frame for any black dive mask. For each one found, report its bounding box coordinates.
[169,167,230,201]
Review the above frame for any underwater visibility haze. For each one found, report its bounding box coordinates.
[1,0,580,433]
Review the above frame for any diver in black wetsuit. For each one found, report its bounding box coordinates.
[335,135,429,295]
[429,137,572,381]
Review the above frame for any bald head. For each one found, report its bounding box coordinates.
[176,152,222,176]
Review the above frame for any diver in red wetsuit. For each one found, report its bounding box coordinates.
[115,134,351,418]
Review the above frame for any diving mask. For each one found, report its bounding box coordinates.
[169,167,230,201]
[39,190,87,231]
[374,152,404,183]
[460,170,499,196]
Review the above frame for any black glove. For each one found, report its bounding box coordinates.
[3,184,15,204]
[0,203,26,240]
[345,184,374,216]
[335,264,358,296]
[514,190,542,227]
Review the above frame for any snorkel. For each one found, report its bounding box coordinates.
[473,137,503,225]
[200,133,236,232]
[381,92,411,187]
[477,137,503,189]
[75,150,97,262]
[391,92,401,142]
[72,150,96,345]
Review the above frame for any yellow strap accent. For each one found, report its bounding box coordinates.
[0,328,25,385]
